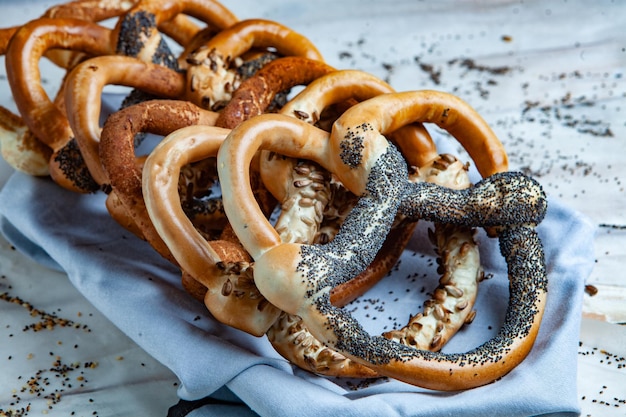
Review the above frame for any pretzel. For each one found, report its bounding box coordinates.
[142,125,285,335]
[184,19,324,111]
[3,18,117,191]
[216,88,547,390]
[0,0,158,176]
[260,71,499,376]
[99,99,218,261]
[3,0,237,192]
[263,69,436,300]
[0,0,134,57]
[65,55,186,187]
[383,155,483,352]
[0,106,51,176]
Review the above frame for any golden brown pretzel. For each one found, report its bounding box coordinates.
[184,19,324,110]
[216,56,336,128]
[216,92,547,390]
[99,99,218,262]
[65,55,186,187]
[4,0,225,192]
[0,1,147,176]
[141,122,376,377]
[0,0,135,56]
[138,58,337,334]
[142,125,283,335]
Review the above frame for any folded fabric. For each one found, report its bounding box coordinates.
[0,132,595,416]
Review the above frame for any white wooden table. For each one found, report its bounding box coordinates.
[1,1,624,416]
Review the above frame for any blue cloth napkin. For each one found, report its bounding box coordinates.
[0,135,595,416]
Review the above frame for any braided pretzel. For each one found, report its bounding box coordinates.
[184,19,324,110]
[216,90,547,390]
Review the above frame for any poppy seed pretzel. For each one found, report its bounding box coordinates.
[5,17,118,192]
[263,69,437,300]
[266,154,480,378]
[5,16,178,192]
[3,0,235,192]
[258,70,425,377]
[111,0,239,70]
[0,0,171,177]
[217,89,547,390]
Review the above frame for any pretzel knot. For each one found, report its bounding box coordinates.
[218,91,548,391]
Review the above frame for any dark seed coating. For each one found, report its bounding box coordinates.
[115,11,179,70]
[53,138,99,193]
[399,171,547,228]
[339,123,373,168]
[296,149,548,373]
[298,143,407,295]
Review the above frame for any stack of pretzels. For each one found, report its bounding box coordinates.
[0,0,548,391]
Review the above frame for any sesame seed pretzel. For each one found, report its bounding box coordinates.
[217,90,547,390]
[99,99,218,263]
